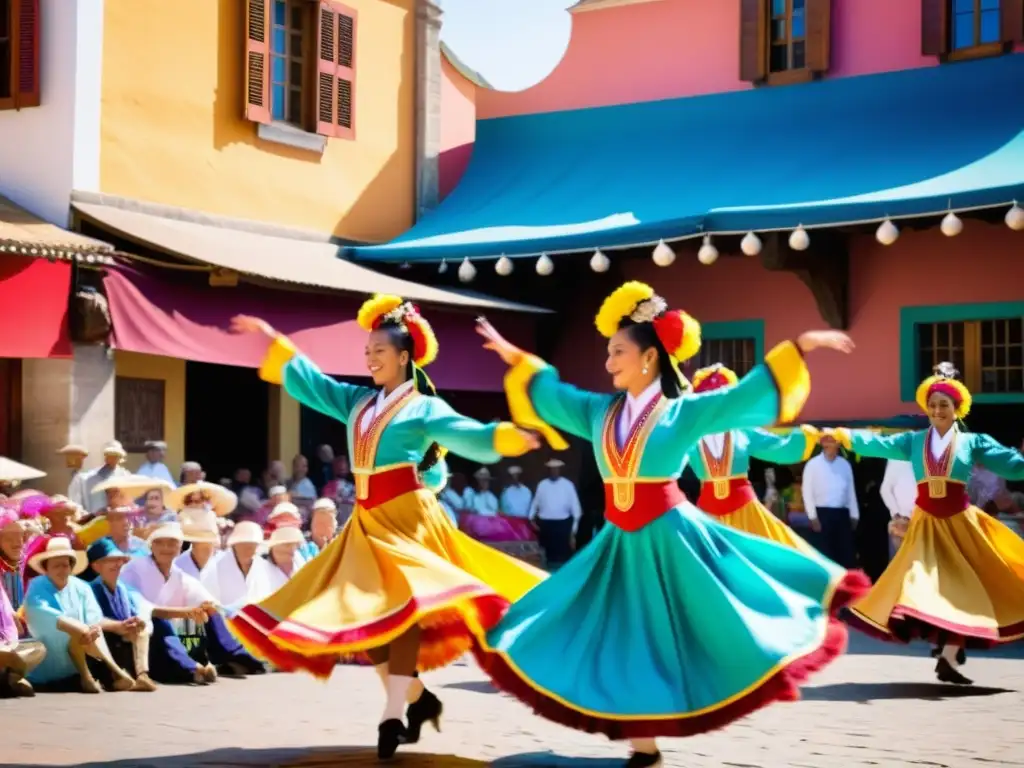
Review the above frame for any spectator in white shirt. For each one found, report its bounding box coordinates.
[801,435,859,567]
[880,459,916,559]
[531,459,582,566]
[500,466,533,518]
[465,468,499,517]
[136,441,177,488]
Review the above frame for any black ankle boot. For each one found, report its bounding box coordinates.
[406,688,443,743]
[377,718,408,759]
[935,657,973,686]
[625,751,662,767]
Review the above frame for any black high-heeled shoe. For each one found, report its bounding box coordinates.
[406,688,443,743]
[935,657,973,686]
[625,751,663,767]
[377,718,408,759]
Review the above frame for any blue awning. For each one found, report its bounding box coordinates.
[349,55,1024,263]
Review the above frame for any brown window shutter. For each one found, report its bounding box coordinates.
[739,0,767,83]
[244,0,271,124]
[334,5,356,139]
[921,0,949,56]
[12,0,40,109]
[1001,0,1024,43]
[315,3,339,137]
[805,0,832,73]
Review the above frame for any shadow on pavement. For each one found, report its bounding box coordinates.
[441,679,499,694]
[492,756,623,767]
[801,681,1014,702]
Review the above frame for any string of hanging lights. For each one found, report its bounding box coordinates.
[445,202,1024,283]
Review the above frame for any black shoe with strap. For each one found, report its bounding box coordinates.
[625,751,663,767]
[935,657,973,686]
[377,718,408,760]
[406,688,443,743]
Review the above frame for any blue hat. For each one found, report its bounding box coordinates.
[86,537,131,565]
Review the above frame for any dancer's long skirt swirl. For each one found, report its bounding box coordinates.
[709,498,817,554]
[472,501,869,740]
[228,486,546,677]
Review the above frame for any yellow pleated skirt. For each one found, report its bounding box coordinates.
[848,505,1024,646]
[228,488,546,678]
[712,500,818,555]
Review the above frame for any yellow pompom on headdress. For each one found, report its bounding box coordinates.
[692,364,739,393]
[916,361,972,419]
[356,294,439,368]
[594,281,702,362]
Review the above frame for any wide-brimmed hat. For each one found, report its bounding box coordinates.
[146,522,185,544]
[507,466,523,475]
[166,482,238,517]
[93,474,173,496]
[311,498,337,513]
[178,506,221,544]
[0,458,46,484]
[267,485,288,497]
[227,521,264,547]
[473,468,492,480]
[86,538,132,565]
[57,444,89,456]
[27,536,88,575]
[102,440,127,458]
[267,502,301,522]
[545,459,565,469]
[41,495,83,520]
[267,525,305,548]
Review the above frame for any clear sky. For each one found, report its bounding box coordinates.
[437,0,574,92]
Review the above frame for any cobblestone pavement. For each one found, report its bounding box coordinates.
[3,635,1023,768]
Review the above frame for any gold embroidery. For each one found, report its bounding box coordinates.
[713,479,730,499]
[600,395,666,512]
[922,426,957,501]
[351,388,418,500]
[928,477,947,498]
[699,433,734,500]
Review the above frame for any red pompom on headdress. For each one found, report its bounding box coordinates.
[356,294,439,368]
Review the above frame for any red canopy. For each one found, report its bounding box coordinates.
[102,266,533,392]
[0,256,71,359]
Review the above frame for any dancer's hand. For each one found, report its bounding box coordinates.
[476,317,525,366]
[796,330,855,354]
[516,429,541,451]
[230,315,276,339]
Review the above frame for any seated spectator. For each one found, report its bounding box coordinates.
[265,526,305,592]
[0,577,44,697]
[200,522,275,614]
[1,509,27,612]
[174,508,223,579]
[264,503,318,565]
[253,485,289,528]
[135,488,177,542]
[322,456,355,523]
[120,523,261,679]
[308,499,338,554]
[87,538,210,687]
[287,454,317,505]
[23,537,136,693]
[78,476,172,548]
[180,461,205,486]
[39,497,84,550]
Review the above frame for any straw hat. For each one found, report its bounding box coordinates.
[93,474,173,495]
[227,521,264,547]
[57,444,89,456]
[146,521,185,544]
[102,440,127,458]
[27,536,88,575]
[473,467,492,480]
[166,481,238,517]
[178,506,221,544]
[267,526,305,548]
[267,502,301,522]
[0,458,46,484]
[311,498,337,513]
[545,459,565,469]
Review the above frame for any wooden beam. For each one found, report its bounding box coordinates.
[759,231,850,330]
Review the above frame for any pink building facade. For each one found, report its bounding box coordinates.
[395,1,1024,426]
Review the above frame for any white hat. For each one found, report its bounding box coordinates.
[144,440,168,450]
[27,536,88,575]
[267,526,305,548]
[178,506,221,544]
[102,440,127,457]
[166,481,238,517]
[268,485,288,497]
[0,458,46,484]
[473,467,492,480]
[146,522,185,544]
[93,474,174,495]
[56,444,89,456]
[268,502,301,521]
[227,521,264,547]
[545,459,565,469]
[507,466,523,475]
[312,498,337,513]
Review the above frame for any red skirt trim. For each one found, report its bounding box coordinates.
[845,604,1024,650]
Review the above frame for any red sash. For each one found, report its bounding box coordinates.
[603,481,685,532]
[357,465,423,509]
[696,478,759,516]
[914,480,970,519]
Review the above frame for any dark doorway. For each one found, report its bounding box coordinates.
[185,361,268,483]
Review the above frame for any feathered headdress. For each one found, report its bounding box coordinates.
[594,281,702,362]
[916,361,972,419]
[356,294,439,368]
[692,364,738,393]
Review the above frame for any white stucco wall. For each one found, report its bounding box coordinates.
[0,0,103,225]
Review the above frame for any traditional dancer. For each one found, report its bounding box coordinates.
[687,363,821,553]
[830,362,1024,685]
[226,296,547,759]
[472,281,867,768]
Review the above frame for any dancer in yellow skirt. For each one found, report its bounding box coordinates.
[686,364,822,555]
[831,362,1024,685]
[227,296,545,758]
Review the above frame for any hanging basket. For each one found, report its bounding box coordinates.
[70,288,112,344]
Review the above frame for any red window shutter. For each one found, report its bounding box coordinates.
[12,0,40,109]
[315,3,339,137]
[739,0,767,84]
[335,8,355,139]
[921,0,949,56]
[244,0,271,124]
[805,0,832,73]
[316,2,356,140]
[1001,0,1024,43]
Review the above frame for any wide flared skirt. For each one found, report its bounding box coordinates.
[472,501,869,740]
[228,489,546,678]
[709,500,817,556]
[847,505,1024,648]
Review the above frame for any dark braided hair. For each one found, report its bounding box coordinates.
[378,322,443,473]
[616,317,685,399]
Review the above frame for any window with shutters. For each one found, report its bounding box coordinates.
[740,0,831,86]
[916,319,1024,396]
[115,377,166,454]
[921,0,1023,62]
[695,338,758,379]
[245,0,356,143]
[0,0,41,111]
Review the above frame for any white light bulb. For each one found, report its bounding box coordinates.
[940,211,963,237]
[876,219,899,246]
[788,225,810,251]
[697,234,719,265]
[740,231,762,256]
[590,249,610,272]
[652,239,675,267]
[437,259,448,274]
[457,258,476,283]
[1005,203,1024,231]
[495,255,513,276]
[535,253,554,276]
